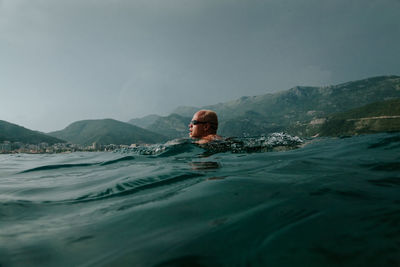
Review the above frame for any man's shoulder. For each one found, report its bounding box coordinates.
[197,134,223,144]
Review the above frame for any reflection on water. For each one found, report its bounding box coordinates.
[190,161,220,170]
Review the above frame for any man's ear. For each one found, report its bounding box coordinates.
[204,123,211,132]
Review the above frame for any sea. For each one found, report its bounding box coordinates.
[0,132,399,267]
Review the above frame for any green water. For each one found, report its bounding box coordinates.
[0,133,399,266]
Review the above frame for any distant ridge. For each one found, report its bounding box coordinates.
[128,114,161,129]
[134,75,400,137]
[129,113,191,140]
[49,119,167,145]
[0,120,65,144]
[174,75,400,119]
[6,75,398,147]
[149,113,191,139]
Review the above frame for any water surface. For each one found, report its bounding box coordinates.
[0,133,399,266]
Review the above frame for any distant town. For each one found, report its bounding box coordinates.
[0,141,140,154]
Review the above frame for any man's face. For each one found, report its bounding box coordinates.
[189,112,207,139]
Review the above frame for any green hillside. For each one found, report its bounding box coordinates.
[318,98,400,136]
[49,119,167,145]
[0,120,65,144]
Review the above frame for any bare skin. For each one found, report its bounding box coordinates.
[189,110,222,144]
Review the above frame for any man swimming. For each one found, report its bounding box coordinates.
[189,110,222,144]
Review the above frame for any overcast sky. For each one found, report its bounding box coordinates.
[1,0,399,132]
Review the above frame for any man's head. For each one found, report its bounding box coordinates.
[189,110,218,139]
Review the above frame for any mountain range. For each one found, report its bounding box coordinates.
[1,75,399,145]
[48,119,167,145]
[129,75,400,138]
[0,120,65,145]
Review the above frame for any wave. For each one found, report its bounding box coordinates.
[20,163,97,173]
[362,162,400,172]
[99,155,135,166]
[368,134,400,149]
[117,139,201,157]
[19,133,302,174]
[20,155,136,173]
[368,176,400,187]
[119,133,303,156]
[71,172,205,203]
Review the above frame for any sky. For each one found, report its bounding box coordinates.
[1,0,399,132]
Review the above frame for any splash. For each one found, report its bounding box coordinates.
[199,132,303,153]
[118,132,303,156]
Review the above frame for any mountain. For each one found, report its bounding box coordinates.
[128,114,162,129]
[171,106,199,117]
[129,113,192,140]
[317,98,400,136]
[0,120,65,144]
[171,75,400,137]
[49,119,167,145]
[145,113,192,139]
[218,110,285,137]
